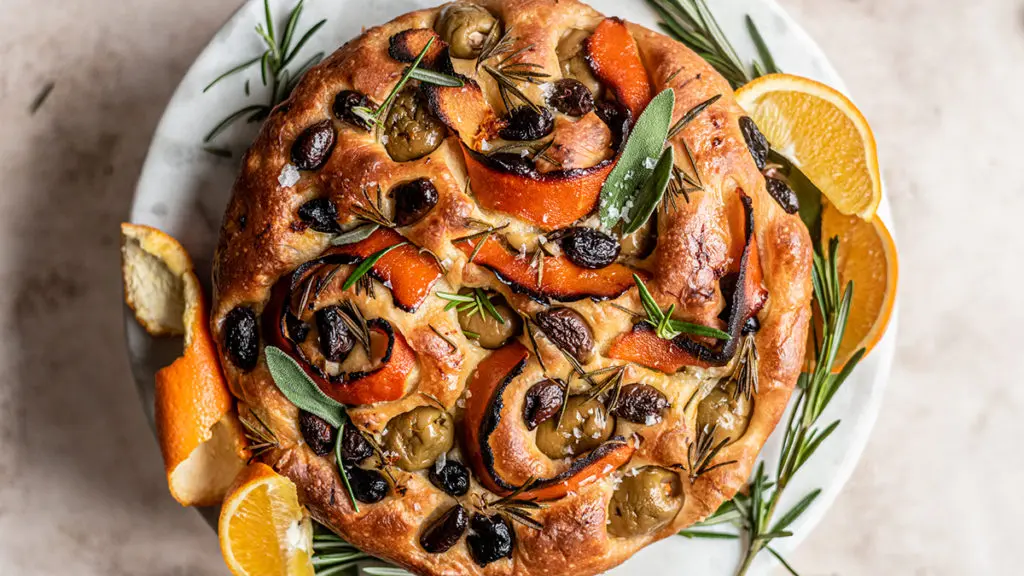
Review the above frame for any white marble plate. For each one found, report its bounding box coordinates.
[126,1,898,574]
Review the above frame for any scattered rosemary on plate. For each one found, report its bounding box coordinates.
[202,0,327,145]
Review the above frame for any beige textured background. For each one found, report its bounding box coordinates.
[0,0,1020,574]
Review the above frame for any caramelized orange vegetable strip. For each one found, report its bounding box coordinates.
[586,18,653,119]
[455,234,639,303]
[332,227,442,312]
[521,438,636,501]
[317,320,416,406]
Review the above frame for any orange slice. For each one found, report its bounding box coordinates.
[735,74,882,219]
[821,203,898,369]
[121,223,247,506]
[219,463,314,576]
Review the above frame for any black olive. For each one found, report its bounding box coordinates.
[297,198,341,233]
[742,316,760,335]
[299,410,337,456]
[285,312,310,343]
[739,116,769,171]
[614,384,670,425]
[420,504,469,554]
[535,307,595,363]
[291,119,337,170]
[224,306,259,371]
[522,379,565,430]
[718,272,740,323]
[765,177,800,214]
[346,465,389,503]
[391,179,439,227]
[499,106,554,141]
[595,100,632,149]
[333,90,374,130]
[559,227,621,269]
[429,458,471,496]
[315,306,355,362]
[546,79,594,117]
[467,514,515,566]
[341,425,374,463]
[488,152,535,175]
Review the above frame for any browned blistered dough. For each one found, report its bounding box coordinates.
[211,1,811,575]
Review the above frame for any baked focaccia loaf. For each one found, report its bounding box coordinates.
[211,1,812,574]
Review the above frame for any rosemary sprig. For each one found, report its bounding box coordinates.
[351,186,395,229]
[436,289,506,324]
[335,301,372,354]
[240,410,279,464]
[677,423,737,482]
[724,334,759,401]
[646,0,778,89]
[480,34,549,113]
[629,274,732,340]
[479,478,545,531]
[203,0,326,144]
[342,242,407,292]
[667,93,722,139]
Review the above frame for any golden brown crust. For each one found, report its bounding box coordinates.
[212,2,812,575]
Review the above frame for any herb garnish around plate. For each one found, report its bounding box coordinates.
[203,0,327,144]
[616,274,731,341]
[264,346,360,511]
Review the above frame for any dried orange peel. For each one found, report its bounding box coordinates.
[121,223,246,506]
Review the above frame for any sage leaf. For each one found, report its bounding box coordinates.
[330,223,379,246]
[408,68,465,88]
[624,145,674,234]
[342,242,407,291]
[265,346,346,427]
[600,89,676,229]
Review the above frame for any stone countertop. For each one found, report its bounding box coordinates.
[0,0,1020,574]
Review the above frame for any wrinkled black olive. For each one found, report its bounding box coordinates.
[346,464,389,503]
[299,410,337,456]
[488,152,535,175]
[614,384,670,425]
[765,177,800,214]
[391,179,439,227]
[341,425,373,463]
[291,119,337,170]
[595,100,632,149]
[297,198,341,233]
[315,306,356,362]
[429,458,470,496]
[333,90,374,130]
[739,116,769,171]
[499,106,554,141]
[285,312,310,343]
[547,79,594,117]
[742,316,760,335]
[523,379,565,430]
[224,306,259,371]
[535,307,595,363]
[467,514,515,566]
[560,227,621,269]
[421,504,469,553]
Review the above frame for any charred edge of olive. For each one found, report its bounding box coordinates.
[526,437,630,492]
[765,177,800,214]
[465,146,614,182]
[388,28,456,75]
[477,354,530,493]
[594,100,633,150]
[671,194,765,366]
[345,464,390,503]
[739,116,769,171]
[299,410,337,456]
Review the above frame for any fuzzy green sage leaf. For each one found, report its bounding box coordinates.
[599,89,676,229]
[331,223,380,246]
[624,145,674,234]
[265,345,346,427]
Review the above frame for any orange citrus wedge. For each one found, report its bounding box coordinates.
[121,223,247,506]
[821,203,898,369]
[735,74,882,219]
[219,463,314,576]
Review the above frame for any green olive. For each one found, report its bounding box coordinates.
[557,29,602,96]
[457,289,522,349]
[696,382,752,446]
[607,467,684,537]
[383,88,446,162]
[535,395,613,459]
[381,406,454,471]
[435,3,498,59]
